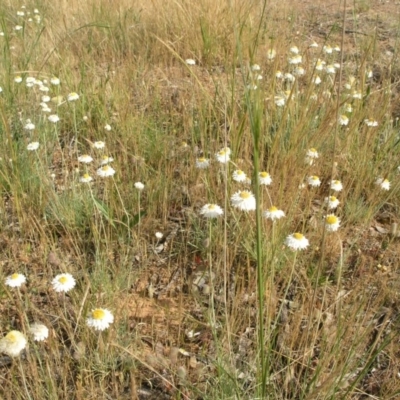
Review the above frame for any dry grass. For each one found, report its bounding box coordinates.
[0,0,400,399]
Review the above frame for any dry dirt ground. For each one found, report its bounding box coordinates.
[2,1,400,399]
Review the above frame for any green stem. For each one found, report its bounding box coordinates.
[208,221,216,326]
[250,103,267,396]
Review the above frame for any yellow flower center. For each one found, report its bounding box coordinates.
[269,206,278,212]
[260,172,269,178]
[7,332,17,343]
[11,273,19,280]
[218,150,226,156]
[310,148,317,153]
[326,215,338,225]
[330,196,337,201]
[83,173,90,179]
[92,309,105,320]
[240,191,251,199]
[334,180,340,185]
[198,157,206,162]
[236,170,244,175]
[293,233,304,240]
[102,166,109,171]
[208,205,216,210]
[58,276,68,284]
[312,176,319,180]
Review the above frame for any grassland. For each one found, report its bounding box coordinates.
[1,0,400,399]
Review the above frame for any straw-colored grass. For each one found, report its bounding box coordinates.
[1,0,400,398]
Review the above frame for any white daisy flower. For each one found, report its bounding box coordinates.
[48,114,60,123]
[308,176,321,187]
[29,323,49,342]
[5,273,26,288]
[267,49,276,60]
[97,165,116,177]
[200,204,224,218]
[86,308,114,331]
[274,96,285,107]
[41,105,51,113]
[41,95,51,102]
[14,76,23,83]
[275,70,283,79]
[14,25,23,31]
[285,233,309,250]
[325,214,340,232]
[364,119,378,127]
[24,120,35,130]
[93,141,105,149]
[376,178,390,191]
[215,148,230,164]
[27,142,39,151]
[294,67,305,76]
[313,76,321,85]
[288,55,302,65]
[232,170,247,183]
[251,64,261,71]
[344,76,356,90]
[330,180,343,192]
[352,91,362,99]
[104,124,112,131]
[259,172,272,186]
[284,73,295,82]
[67,92,79,102]
[323,45,333,54]
[325,65,336,74]
[195,157,210,169]
[306,148,319,159]
[338,115,349,126]
[231,190,256,211]
[185,59,196,65]
[325,195,340,210]
[80,173,93,183]
[0,331,27,357]
[290,46,299,54]
[344,103,353,113]
[50,77,60,85]
[100,156,114,165]
[52,273,76,293]
[155,232,163,239]
[78,154,93,164]
[264,206,285,221]
[315,59,325,71]
[134,182,145,191]
[309,41,319,48]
